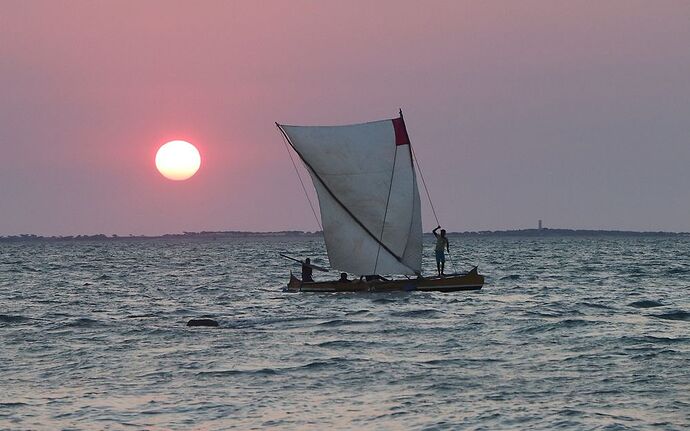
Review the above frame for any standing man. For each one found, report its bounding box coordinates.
[432,226,449,276]
[302,258,314,282]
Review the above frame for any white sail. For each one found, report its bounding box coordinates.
[279,117,422,275]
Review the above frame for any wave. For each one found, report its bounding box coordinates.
[197,358,357,377]
[580,302,615,310]
[0,402,28,407]
[666,267,689,275]
[296,360,338,370]
[198,368,279,377]
[0,314,30,324]
[653,310,690,321]
[317,319,376,327]
[629,300,663,308]
[220,315,325,329]
[21,266,39,272]
[64,317,105,328]
[125,313,158,319]
[557,318,591,328]
[371,297,402,304]
[524,308,584,318]
[420,357,504,366]
[622,335,689,344]
[517,318,591,334]
[312,339,377,348]
[345,309,370,316]
[390,309,442,318]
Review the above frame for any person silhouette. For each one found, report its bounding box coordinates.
[302,258,314,282]
[432,225,449,276]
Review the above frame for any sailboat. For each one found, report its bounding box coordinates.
[277,111,484,293]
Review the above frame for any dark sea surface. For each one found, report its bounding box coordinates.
[1,235,689,430]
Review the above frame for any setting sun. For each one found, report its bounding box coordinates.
[155,140,201,181]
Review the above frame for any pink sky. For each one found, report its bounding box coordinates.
[1,1,689,235]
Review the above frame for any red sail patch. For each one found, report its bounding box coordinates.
[392,117,410,146]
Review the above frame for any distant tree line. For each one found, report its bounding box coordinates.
[0,231,323,242]
[1,228,687,243]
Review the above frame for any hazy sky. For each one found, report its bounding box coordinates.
[2,1,689,235]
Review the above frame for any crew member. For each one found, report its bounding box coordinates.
[432,225,449,276]
[302,258,314,282]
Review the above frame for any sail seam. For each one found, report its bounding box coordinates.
[373,146,398,274]
[277,123,412,272]
[402,168,421,274]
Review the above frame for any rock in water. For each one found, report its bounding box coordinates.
[187,318,219,327]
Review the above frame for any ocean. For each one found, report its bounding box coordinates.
[1,235,689,430]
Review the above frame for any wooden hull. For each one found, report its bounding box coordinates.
[285,267,484,293]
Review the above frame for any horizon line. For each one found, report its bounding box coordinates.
[1,227,689,241]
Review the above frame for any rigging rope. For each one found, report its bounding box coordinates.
[278,128,323,232]
[410,145,440,227]
[410,145,457,273]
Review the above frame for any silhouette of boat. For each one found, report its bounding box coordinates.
[277,111,484,293]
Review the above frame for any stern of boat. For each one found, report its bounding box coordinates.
[284,272,302,292]
[416,266,485,292]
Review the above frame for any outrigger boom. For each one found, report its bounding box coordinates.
[279,253,329,272]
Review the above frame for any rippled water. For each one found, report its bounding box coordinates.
[1,235,689,430]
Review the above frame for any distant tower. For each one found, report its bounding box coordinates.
[538,219,543,230]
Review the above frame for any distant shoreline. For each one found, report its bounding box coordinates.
[450,228,689,237]
[1,228,688,242]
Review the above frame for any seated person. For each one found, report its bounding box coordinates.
[364,274,387,282]
[339,272,350,283]
[301,258,314,282]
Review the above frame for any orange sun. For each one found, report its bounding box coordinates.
[155,140,201,180]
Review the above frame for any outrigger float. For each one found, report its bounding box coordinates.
[277,111,485,293]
